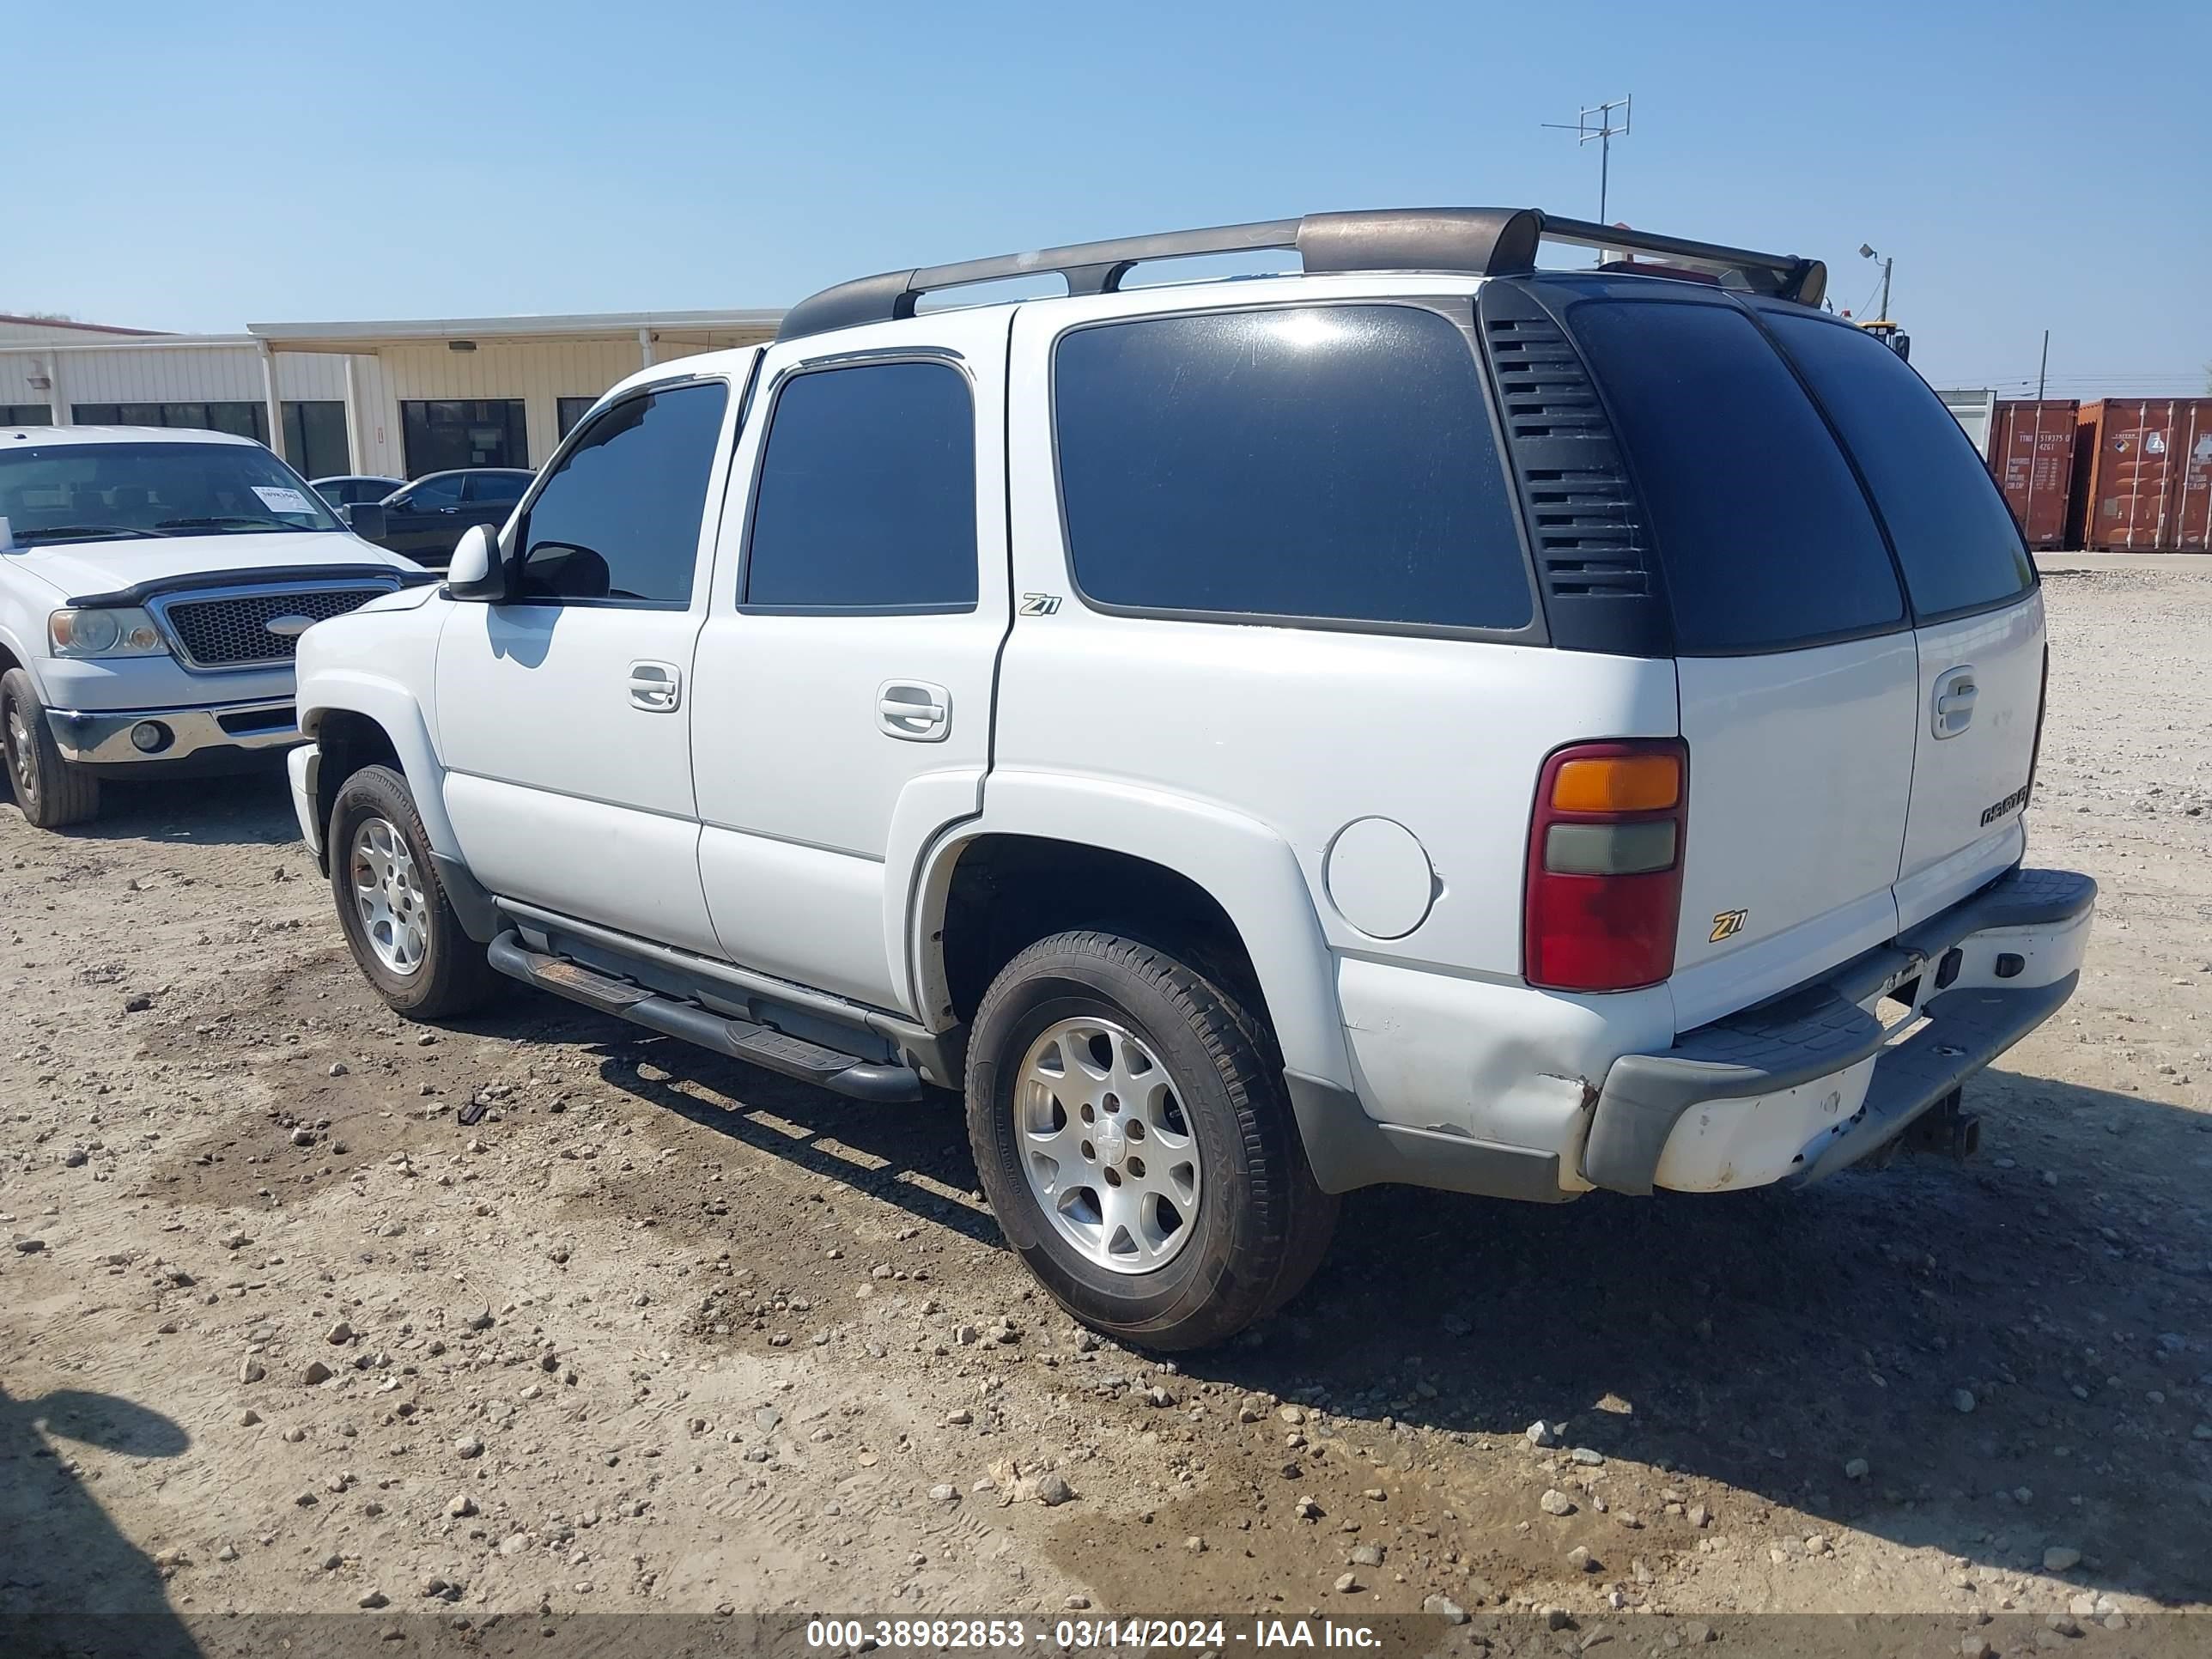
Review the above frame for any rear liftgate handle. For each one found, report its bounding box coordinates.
[1932,665,1978,738]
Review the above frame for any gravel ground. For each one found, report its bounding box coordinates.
[2,568,2209,1648]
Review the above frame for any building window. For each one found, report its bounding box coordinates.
[71,402,270,443]
[556,397,597,440]
[400,398,526,477]
[2,404,52,428]
[282,401,349,480]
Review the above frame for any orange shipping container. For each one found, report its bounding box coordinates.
[1988,400,2078,550]
[2074,398,2212,551]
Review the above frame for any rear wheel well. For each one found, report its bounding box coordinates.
[313,710,404,849]
[938,836,1268,1036]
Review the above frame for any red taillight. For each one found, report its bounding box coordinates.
[1523,738,1689,993]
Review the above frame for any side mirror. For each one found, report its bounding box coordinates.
[340,501,387,541]
[445,522,506,601]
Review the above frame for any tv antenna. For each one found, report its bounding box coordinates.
[1544,96,1632,230]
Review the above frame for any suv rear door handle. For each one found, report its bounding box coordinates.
[629,660,682,713]
[1932,665,1977,738]
[878,680,951,742]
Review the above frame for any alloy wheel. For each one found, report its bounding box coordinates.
[1016,1016,1201,1273]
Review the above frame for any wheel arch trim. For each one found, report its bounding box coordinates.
[300,673,461,861]
[906,770,1356,1091]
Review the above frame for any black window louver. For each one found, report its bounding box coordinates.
[1477,281,1671,656]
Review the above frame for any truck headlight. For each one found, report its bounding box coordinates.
[49,607,170,659]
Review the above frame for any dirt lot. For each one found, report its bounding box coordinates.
[3,568,2209,1652]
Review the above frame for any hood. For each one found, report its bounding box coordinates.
[3,530,414,605]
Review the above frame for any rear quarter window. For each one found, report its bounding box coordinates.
[1052,304,1534,632]
[1567,299,1905,653]
[1763,312,2033,618]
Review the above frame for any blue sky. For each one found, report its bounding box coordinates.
[11,0,2209,396]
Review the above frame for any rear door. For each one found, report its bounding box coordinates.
[459,471,532,550]
[688,310,1010,1012]
[1560,294,1921,1029]
[380,474,465,562]
[1760,308,2045,929]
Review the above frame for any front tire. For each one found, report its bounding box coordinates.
[966,931,1337,1351]
[1,669,100,830]
[328,763,501,1020]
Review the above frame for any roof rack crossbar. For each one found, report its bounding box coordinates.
[775,208,1824,342]
[1539,215,1822,299]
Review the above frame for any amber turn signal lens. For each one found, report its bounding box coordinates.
[1551,754,1680,813]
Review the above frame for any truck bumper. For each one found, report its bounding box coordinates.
[46,699,300,766]
[1583,866,2096,1195]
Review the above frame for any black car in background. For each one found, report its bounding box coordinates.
[337,468,534,567]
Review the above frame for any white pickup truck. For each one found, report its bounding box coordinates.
[0,424,422,828]
[288,207,2094,1349]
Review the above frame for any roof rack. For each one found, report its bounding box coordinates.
[775,207,1826,342]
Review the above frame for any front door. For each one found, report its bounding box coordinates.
[434,370,746,956]
[689,311,1011,1012]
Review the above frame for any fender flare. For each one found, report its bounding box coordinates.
[904,769,1357,1091]
[299,670,461,860]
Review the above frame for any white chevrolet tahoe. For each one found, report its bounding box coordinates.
[0,424,422,829]
[288,208,2094,1349]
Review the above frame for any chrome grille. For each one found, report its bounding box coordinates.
[159,586,389,668]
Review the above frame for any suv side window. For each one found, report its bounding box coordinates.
[1052,305,1533,631]
[1764,312,2034,619]
[398,474,464,510]
[1565,299,1905,653]
[465,471,530,503]
[514,380,728,605]
[744,360,977,610]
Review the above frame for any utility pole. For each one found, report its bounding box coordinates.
[1857,242,1895,323]
[2037,330,2050,399]
[1544,97,1632,234]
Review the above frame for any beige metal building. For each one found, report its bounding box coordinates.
[0,307,782,481]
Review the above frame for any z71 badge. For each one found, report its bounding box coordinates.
[1710,908,1748,944]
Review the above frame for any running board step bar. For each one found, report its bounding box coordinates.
[486,930,924,1102]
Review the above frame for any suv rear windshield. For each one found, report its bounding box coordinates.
[1565,299,1905,653]
[1761,311,2033,618]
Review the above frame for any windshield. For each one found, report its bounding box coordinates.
[0,441,346,547]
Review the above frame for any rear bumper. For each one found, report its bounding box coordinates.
[1583,866,2096,1196]
[47,699,300,765]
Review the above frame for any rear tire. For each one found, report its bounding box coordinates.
[1,668,100,830]
[966,930,1337,1351]
[328,763,501,1020]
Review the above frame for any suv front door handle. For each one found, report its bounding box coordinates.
[629,660,683,713]
[878,680,951,742]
